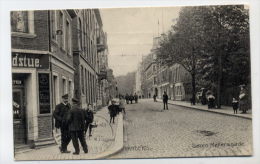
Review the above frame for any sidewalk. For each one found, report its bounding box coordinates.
[15,106,124,160]
[156,99,252,119]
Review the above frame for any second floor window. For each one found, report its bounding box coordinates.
[65,20,71,55]
[58,11,64,48]
[11,11,29,33]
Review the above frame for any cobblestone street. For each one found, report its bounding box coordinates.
[111,99,252,159]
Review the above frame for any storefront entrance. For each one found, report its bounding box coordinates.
[13,74,27,145]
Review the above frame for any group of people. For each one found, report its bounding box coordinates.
[125,93,138,104]
[53,94,94,155]
[232,85,249,114]
[191,85,249,114]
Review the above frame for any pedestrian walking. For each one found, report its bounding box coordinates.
[67,98,88,155]
[153,94,157,102]
[119,96,126,114]
[53,94,71,153]
[134,93,138,103]
[84,104,94,137]
[163,91,169,110]
[232,98,239,114]
[125,93,129,104]
[108,100,118,123]
[239,85,248,114]
[207,92,215,109]
[130,94,133,104]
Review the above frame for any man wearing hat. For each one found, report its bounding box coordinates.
[67,98,88,155]
[53,94,71,153]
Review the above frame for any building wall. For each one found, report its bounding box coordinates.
[11,10,52,146]
[72,9,103,108]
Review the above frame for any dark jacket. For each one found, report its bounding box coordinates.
[163,94,168,102]
[108,104,118,117]
[67,106,86,131]
[85,109,94,124]
[53,103,71,129]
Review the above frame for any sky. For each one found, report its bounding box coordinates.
[100,7,181,77]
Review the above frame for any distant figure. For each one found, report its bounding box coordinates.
[130,94,133,104]
[119,96,126,114]
[163,91,168,110]
[190,96,195,105]
[134,93,138,103]
[67,98,88,155]
[153,94,157,102]
[207,93,215,109]
[232,98,239,114]
[84,104,94,137]
[108,100,118,123]
[125,93,129,104]
[239,85,248,114]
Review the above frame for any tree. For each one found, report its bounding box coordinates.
[156,5,250,107]
[156,7,210,105]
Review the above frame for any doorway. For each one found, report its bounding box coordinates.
[13,87,27,145]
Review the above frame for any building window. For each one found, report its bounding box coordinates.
[50,11,56,40]
[11,11,29,33]
[78,18,83,51]
[62,78,66,95]
[65,20,71,55]
[81,66,85,94]
[85,69,88,102]
[58,11,64,48]
[68,80,72,98]
[11,11,35,37]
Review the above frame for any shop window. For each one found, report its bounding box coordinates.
[38,73,51,114]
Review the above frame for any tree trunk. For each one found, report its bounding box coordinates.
[216,50,222,108]
[191,72,196,105]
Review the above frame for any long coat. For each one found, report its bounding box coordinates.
[108,104,118,117]
[239,89,248,111]
[67,106,86,132]
[53,103,71,129]
[163,94,168,102]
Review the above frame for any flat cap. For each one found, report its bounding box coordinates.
[62,94,69,99]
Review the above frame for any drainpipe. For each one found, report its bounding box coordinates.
[47,10,54,131]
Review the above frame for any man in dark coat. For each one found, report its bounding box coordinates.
[125,94,129,104]
[53,94,71,153]
[108,100,118,123]
[134,93,138,103]
[163,91,169,110]
[67,98,88,155]
[84,104,94,137]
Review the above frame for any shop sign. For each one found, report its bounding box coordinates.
[13,80,23,85]
[12,53,49,69]
[38,73,51,114]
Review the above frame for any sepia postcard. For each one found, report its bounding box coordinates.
[10,5,252,160]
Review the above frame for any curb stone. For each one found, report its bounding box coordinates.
[156,100,252,120]
[91,113,124,159]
